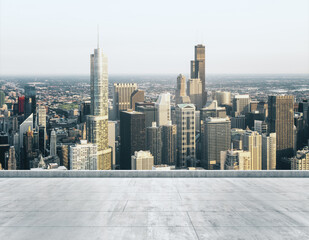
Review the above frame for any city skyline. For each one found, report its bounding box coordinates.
[1,0,309,75]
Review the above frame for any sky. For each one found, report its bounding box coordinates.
[0,0,309,75]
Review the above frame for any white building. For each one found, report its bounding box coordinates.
[70,140,98,170]
[131,150,154,170]
[155,93,171,126]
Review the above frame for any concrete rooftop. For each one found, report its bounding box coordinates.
[0,176,309,239]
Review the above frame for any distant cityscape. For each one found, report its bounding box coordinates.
[1,44,309,171]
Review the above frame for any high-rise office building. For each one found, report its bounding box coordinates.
[220,150,252,170]
[5,146,16,170]
[146,122,162,165]
[136,102,156,128]
[80,101,91,123]
[131,150,154,170]
[268,95,294,169]
[231,115,246,130]
[254,120,268,135]
[69,140,97,170]
[161,121,177,166]
[176,74,190,104]
[24,84,36,119]
[176,104,196,168]
[233,94,250,116]
[86,46,112,170]
[50,129,57,157]
[155,93,171,126]
[108,121,116,169]
[191,44,206,105]
[290,148,309,170]
[262,133,276,170]
[187,78,203,109]
[130,90,144,111]
[0,133,10,170]
[19,113,33,159]
[176,74,186,103]
[0,91,5,108]
[202,117,231,170]
[113,83,137,119]
[242,130,262,170]
[120,110,145,169]
[200,100,226,128]
[37,105,46,127]
[39,126,46,156]
[18,96,25,115]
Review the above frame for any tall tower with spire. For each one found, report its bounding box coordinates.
[86,33,112,170]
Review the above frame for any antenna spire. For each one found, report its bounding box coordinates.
[97,24,100,48]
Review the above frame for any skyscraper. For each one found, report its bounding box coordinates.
[176,104,196,168]
[233,94,250,116]
[202,117,231,170]
[161,121,177,166]
[86,45,112,170]
[155,93,171,126]
[130,90,144,111]
[6,146,16,170]
[80,101,91,123]
[24,84,36,119]
[268,95,294,169]
[0,91,5,108]
[220,149,252,170]
[262,133,276,170]
[136,102,156,128]
[191,44,206,105]
[120,110,146,169]
[37,105,46,127]
[39,126,46,156]
[146,122,162,165]
[131,150,154,170]
[200,100,226,127]
[18,96,25,115]
[50,129,57,157]
[242,130,262,170]
[113,83,137,119]
[187,78,203,109]
[176,74,190,104]
[70,140,97,170]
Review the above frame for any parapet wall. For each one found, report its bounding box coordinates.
[0,170,309,178]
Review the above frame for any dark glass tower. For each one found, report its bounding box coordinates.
[191,44,206,106]
[120,110,145,169]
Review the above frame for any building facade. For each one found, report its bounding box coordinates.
[176,104,196,168]
[70,140,97,170]
[113,83,137,119]
[202,117,231,170]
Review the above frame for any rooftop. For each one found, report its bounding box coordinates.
[0,171,309,240]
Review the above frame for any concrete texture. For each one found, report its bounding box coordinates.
[1,170,309,178]
[0,177,309,239]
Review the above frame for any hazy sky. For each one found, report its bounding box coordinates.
[0,0,309,75]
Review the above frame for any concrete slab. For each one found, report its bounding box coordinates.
[0,177,308,239]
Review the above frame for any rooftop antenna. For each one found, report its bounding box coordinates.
[97,24,100,48]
